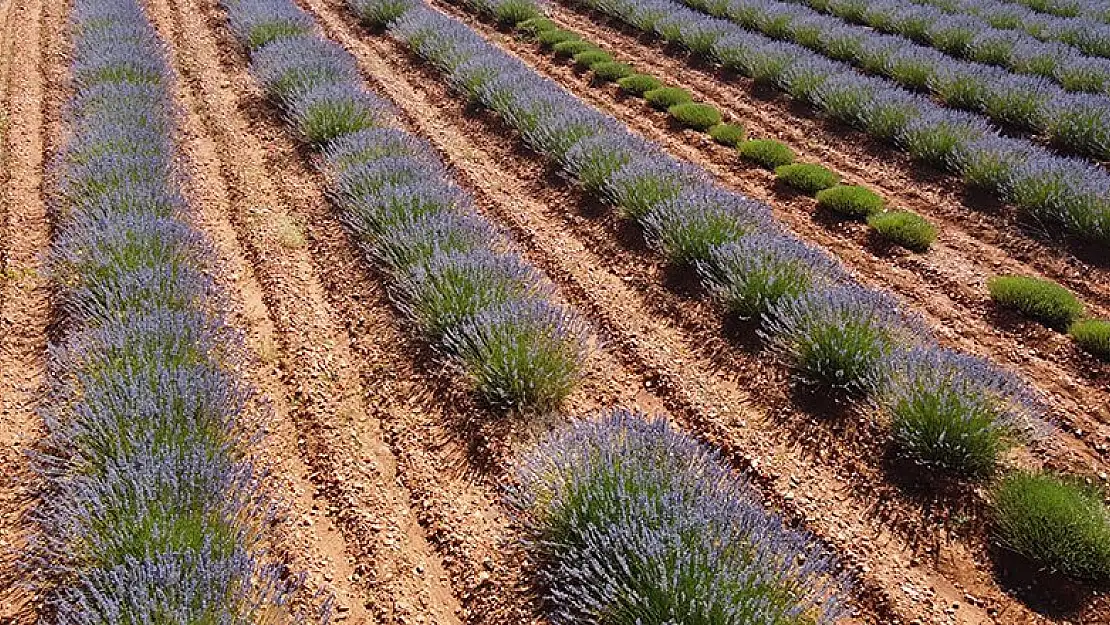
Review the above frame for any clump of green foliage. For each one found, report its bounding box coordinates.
[643,86,693,110]
[987,275,1084,329]
[773,163,841,194]
[867,210,937,252]
[667,103,722,131]
[708,123,746,146]
[617,73,663,95]
[993,472,1110,582]
[815,185,885,218]
[738,139,794,169]
[1070,318,1110,360]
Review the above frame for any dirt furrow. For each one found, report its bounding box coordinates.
[542,2,1110,310]
[276,0,1105,620]
[142,0,475,619]
[424,0,1110,471]
[0,0,60,617]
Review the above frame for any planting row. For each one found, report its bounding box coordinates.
[543,0,1110,248]
[612,0,1110,164]
[29,0,314,621]
[220,0,855,620]
[510,11,1110,359]
[519,15,941,253]
[376,0,1110,584]
[911,0,1110,50]
[802,0,1110,92]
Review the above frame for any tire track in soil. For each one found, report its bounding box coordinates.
[544,0,1110,314]
[144,0,466,620]
[425,0,1110,471]
[278,0,1096,621]
[0,0,60,616]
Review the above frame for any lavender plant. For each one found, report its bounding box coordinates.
[640,186,771,264]
[763,285,925,394]
[508,409,848,624]
[444,299,589,411]
[879,346,1040,477]
[699,231,845,318]
[394,249,550,336]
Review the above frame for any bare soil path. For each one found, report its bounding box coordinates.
[0,0,63,616]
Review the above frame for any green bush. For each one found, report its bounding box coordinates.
[643,86,693,110]
[493,0,542,25]
[815,185,885,218]
[538,28,580,48]
[667,103,722,131]
[591,61,634,82]
[516,16,557,37]
[1070,318,1110,360]
[616,73,663,95]
[988,275,1084,329]
[993,472,1110,581]
[552,39,596,58]
[867,210,937,252]
[738,139,794,169]
[572,50,613,69]
[773,163,841,194]
[708,123,746,147]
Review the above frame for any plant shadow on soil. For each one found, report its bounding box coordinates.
[991,545,1103,619]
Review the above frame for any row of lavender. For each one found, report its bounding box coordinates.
[383,1,1110,583]
[228,0,590,413]
[553,0,1110,247]
[877,0,1110,57]
[609,0,1110,164]
[997,0,1110,21]
[223,0,855,619]
[786,0,1110,97]
[811,0,1110,75]
[30,0,314,621]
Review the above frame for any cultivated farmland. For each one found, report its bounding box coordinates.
[0,0,1108,620]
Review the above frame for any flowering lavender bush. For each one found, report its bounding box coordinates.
[395,249,549,336]
[640,186,771,264]
[226,0,314,49]
[879,346,1041,477]
[763,285,925,394]
[287,81,393,144]
[444,299,589,410]
[508,409,848,623]
[699,231,845,318]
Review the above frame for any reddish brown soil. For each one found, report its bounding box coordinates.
[429,0,1110,476]
[0,0,63,618]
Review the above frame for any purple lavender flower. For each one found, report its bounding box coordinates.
[762,284,927,394]
[394,249,550,336]
[698,231,846,318]
[879,345,1046,477]
[641,186,771,264]
[443,299,590,411]
[600,153,704,217]
[508,409,848,624]
[250,34,361,103]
